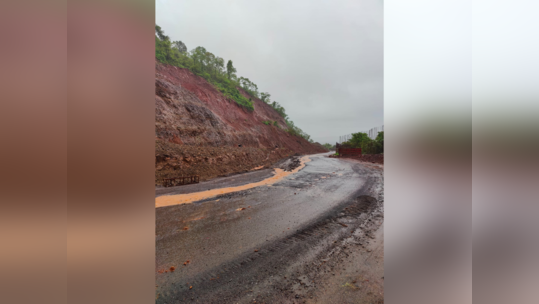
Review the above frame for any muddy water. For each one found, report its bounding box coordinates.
[155,156,311,208]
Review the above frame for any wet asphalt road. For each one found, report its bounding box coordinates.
[155,153,384,303]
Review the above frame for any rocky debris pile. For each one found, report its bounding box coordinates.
[274,155,302,172]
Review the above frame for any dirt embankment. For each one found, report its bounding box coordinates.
[155,61,327,184]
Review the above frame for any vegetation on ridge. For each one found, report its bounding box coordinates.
[155,25,313,142]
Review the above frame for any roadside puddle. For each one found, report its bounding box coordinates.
[155,156,311,208]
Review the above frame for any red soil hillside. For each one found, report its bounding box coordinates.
[155,60,327,185]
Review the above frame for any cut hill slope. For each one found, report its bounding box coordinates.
[155,60,327,185]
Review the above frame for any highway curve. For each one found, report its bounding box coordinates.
[155,152,384,303]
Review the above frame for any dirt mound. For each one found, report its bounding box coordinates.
[311,142,329,152]
[155,60,327,184]
[273,155,302,172]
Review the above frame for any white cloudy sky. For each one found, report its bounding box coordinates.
[156,0,383,144]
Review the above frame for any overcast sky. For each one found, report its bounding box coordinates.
[156,0,383,144]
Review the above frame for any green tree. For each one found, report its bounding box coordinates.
[204,52,216,75]
[190,46,207,73]
[226,60,237,80]
[375,131,384,142]
[214,57,225,76]
[239,77,259,97]
[375,131,384,153]
[260,92,271,103]
[360,136,383,154]
[360,137,378,154]
[349,132,369,148]
[155,25,169,41]
[270,101,287,119]
[172,40,187,53]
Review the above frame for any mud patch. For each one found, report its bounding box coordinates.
[155,156,311,208]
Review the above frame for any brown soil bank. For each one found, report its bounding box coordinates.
[155,60,327,185]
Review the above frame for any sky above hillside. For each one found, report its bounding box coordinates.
[156,0,383,144]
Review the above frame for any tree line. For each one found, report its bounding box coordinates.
[155,25,312,142]
[322,143,336,151]
[336,131,384,154]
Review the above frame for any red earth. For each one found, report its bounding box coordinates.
[155,60,327,185]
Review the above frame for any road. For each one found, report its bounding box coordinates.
[155,152,384,303]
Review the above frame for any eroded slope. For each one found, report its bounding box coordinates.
[155,60,327,184]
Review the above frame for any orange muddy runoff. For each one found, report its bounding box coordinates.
[155,156,311,208]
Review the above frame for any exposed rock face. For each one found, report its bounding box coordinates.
[155,60,327,185]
